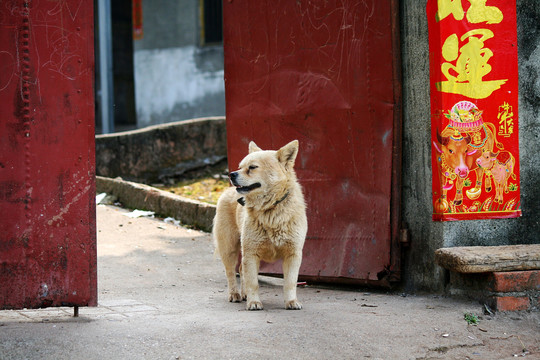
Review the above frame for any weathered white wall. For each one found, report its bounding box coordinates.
[133,0,225,128]
[134,46,224,127]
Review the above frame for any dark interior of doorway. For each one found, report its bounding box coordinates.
[95,0,136,134]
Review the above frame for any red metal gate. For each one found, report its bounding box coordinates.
[223,0,402,285]
[0,0,97,309]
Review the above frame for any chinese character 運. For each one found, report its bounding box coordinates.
[437,29,507,99]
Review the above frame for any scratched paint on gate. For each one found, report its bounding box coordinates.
[427,0,521,221]
[0,0,97,309]
[223,1,402,284]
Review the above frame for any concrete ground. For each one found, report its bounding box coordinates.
[1,204,539,360]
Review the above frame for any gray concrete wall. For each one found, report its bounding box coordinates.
[95,117,227,183]
[400,1,540,292]
[133,0,225,127]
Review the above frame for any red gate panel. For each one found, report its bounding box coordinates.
[223,1,402,284]
[0,0,97,308]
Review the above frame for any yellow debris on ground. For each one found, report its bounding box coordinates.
[158,177,230,205]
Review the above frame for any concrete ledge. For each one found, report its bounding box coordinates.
[96,176,216,232]
[95,117,227,183]
[435,245,540,273]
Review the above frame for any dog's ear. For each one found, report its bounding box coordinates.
[249,141,262,153]
[277,140,299,170]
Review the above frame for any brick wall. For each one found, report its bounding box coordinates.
[448,270,540,312]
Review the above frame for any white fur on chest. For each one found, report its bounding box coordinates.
[240,208,305,262]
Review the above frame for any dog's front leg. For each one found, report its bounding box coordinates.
[242,254,263,310]
[283,254,303,310]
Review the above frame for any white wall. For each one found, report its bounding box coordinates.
[134,46,225,127]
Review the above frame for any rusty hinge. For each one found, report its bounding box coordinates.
[400,227,410,247]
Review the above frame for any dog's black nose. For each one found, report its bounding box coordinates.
[229,172,238,181]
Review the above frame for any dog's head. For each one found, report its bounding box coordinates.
[229,140,299,200]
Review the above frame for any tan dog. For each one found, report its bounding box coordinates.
[213,140,307,310]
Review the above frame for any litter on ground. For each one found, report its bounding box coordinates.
[122,209,155,218]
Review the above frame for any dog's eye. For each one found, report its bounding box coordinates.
[248,165,258,171]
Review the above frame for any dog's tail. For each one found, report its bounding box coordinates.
[212,216,221,260]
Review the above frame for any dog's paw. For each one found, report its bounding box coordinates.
[246,300,264,311]
[228,292,243,303]
[285,299,303,310]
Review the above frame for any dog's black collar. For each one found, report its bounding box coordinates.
[237,191,289,207]
[273,191,290,206]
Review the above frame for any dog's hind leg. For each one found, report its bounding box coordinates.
[213,187,244,303]
[221,243,242,303]
[283,254,303,310]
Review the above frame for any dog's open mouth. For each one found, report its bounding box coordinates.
[235,182,261,194]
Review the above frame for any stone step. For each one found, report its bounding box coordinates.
[435,244,540,273]
[435,245,540,311]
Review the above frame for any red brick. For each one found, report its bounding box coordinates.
[489,270,540,292]
[492,296,530,311]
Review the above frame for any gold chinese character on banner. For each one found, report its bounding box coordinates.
[467,0,503,24]
[436,0,464,21]
[497,102,514,137]
[436,29,507,99]
[436,0,503,24]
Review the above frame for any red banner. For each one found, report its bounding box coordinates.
[427,0,521,221]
